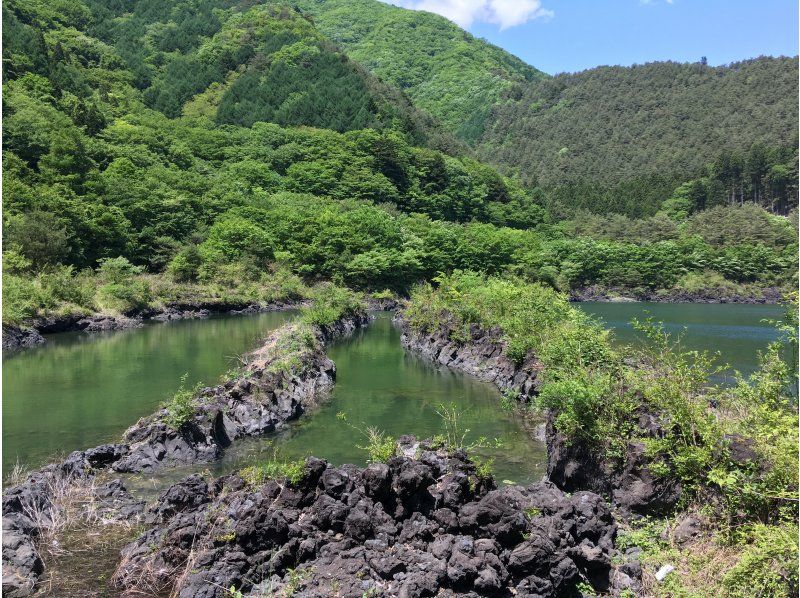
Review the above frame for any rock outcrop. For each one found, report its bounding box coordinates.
[113,438,619,597]
[398,310,682,517]
[2,310,369,596]
[3,300,308,351]
[2,325,45,352]
[114,312,371,473]
[546,412,682,516]
[396,315,542,401]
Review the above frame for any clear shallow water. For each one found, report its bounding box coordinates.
[123,314,547,499]
[577,302,786,381]
[2,312,296,472]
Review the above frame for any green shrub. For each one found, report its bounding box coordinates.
[96,279,151,313]
[723,523,799,597]
[163,374,201,430]
[2,274,39,324]
[301,283,363,327]
[168,245,203,282]
[240,458,307,486]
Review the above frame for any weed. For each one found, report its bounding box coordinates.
[240,454,307,486]
[337,413,396,463]
[163,373,202,430]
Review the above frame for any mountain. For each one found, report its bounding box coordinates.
[257,1,797,217]
[476,58,799,215]
[2,0,542,272]
[275,0,547,142]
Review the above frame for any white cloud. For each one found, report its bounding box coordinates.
[383,0,553,30]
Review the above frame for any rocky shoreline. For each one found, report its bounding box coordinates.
[1,309,370,596]
[395,314,542,402]
[396,311,682,517]
[2,299,307,353]
[569,284,785,304]
[113,437,631,597]
[3,307,662,597]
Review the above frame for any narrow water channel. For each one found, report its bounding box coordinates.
[207,313,547,486]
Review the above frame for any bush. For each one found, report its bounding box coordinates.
[2,274,39,324]
[723,523,799,597]
[168,245,203,282]
[240,458,307,486]
[301,284,363,327]
[96,279,151,313]
[163,374,201,430]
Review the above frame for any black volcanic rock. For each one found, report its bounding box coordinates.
[113,440,618,597]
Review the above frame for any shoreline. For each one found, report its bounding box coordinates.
[569,285,786,304]
[1,299,308,353]
[2,307,372,596]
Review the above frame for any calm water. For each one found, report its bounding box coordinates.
[3,303,785,479]
[204,314,547,486]
[578,302,786,379]
[2,312,295,472]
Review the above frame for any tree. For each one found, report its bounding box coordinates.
[3,211,71,269]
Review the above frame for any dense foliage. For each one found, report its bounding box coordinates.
[1,0,541,271]
[2,0,797,328]
[406,273,799,595]
[478,59,799,217]
[272,0,545,142]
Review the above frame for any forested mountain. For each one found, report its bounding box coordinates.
[2,0,542,272]
[477,58,799,217]
[6,0,458,147]
[2,0,797,320]
[272,0,546,142]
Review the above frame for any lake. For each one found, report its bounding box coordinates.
[3,302,785,476]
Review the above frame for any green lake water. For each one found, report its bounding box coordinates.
[203,314,547,486]
[577,302,786,380]
[2,312,295,472]
[3,302,785,481]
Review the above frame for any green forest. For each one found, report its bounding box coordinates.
[477,59,799,217]
[2,0,798,327]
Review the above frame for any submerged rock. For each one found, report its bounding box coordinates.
[113,440,618,597]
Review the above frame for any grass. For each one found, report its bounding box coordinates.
[260,322,318,375]
[617,516,799,597]
[2,262,312,325]
[300,283,363,327]
[336,412,397,463]
[240,458,307,486]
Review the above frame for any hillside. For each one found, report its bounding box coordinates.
[57,0,456,147]
[478,58,799,215]
[275,0,547,142]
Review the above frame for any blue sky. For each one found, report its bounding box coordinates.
[384,0,798,74]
